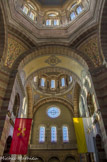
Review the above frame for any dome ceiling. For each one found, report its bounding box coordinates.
[36,0,68,6]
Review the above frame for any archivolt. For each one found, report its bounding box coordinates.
[33,97,74,117]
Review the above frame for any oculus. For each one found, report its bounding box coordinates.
[47,107,60,118]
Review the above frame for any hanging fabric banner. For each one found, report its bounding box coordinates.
[82,118,95,152]
[73,118,87,153]
[9,118,32,155]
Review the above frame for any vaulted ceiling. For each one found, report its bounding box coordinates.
[36,0,68,6]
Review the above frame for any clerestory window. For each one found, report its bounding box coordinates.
[63,126,69,142]
[51,126,57,142]
[76,6,83,14]
[29,12,35,20]
[41,78,45,87]
[70,12,76,20]
[22,6,29,14]
[39,126,45,142]
[47,107,60,118]
[51,80,55,88]
[61,78,65,87]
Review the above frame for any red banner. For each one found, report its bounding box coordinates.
[9,118,32,155]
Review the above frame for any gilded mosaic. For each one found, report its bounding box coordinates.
[78,36,102,67]
[5,37,27,68]
[45,55,61,66]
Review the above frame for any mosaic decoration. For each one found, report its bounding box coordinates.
[5,37,27,68]
[34,94,40,102]
[45,55,61,66]
[66,93,72,101]
[79,36,102,67]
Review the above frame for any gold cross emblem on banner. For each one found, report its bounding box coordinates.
[17,128,26,137]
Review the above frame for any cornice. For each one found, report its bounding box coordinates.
[2,0,102,46]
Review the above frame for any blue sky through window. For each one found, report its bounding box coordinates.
[41,78,45,87]
[61,78,65,87]
[51,80,55,88]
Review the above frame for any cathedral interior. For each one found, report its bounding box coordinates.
[0,0,107,161]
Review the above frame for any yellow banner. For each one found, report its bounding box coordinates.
[73,118,87,153]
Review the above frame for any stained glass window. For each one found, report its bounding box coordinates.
[63,126,69,142]
[76,6,83,14]
[22,6,28,14]
[39,126,45,142]
[61,78,65,87]
[47,107,60,118]
[51,80,55,88]
[51,126,57,142]
[70,12,76,20]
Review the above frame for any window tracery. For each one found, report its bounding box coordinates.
[47,107,60,118]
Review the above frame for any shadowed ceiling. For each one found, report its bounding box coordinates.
[36,0,68,6]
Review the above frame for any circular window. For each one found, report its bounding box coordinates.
[47,106,60,118]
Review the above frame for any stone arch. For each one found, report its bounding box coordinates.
[87,92,95,117]
[33,97,74,117]
[16,46,89,72]
[25,67,81,87]
[34,157,44,162]
[0,2,7,60]
[100,0,107,61]
[2,136,12,161]
[73,83,81,117]
[64,155,76,162]
[95,134,106,161]
[48,157,60,162]
[13,93,20,117]
[26,83,34,118]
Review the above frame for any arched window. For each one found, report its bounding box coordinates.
[51,126,57,142]
[39,126,45,142]
[87,93,95,116]
[62,126,69,142]
[41,78,45,87]
[22,6,29,14]
[70,76,72,83]
[29,12,35,20]
[46,19,51,26]
[54,19,59,26]
[34,76,38,82]
[51,79,55,88]
[61,78,65,87]
[79,96,86,117]
[71,3,77,9]
[28,3,35,10]
[70,12,76,21]
[76,6,83,14]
